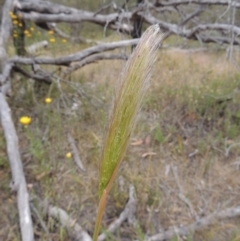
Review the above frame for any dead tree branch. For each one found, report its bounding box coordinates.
[63,53,128,76]
[10,39,138,66]
[15,0,240,46]
[153,0,240,8]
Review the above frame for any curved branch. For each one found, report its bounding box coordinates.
[63,53,128,76]
[9,39,138,66]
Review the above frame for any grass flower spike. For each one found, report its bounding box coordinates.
[19,116,31,126]
[93,24,163,241]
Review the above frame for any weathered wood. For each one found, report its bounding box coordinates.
[0,93,34,241]
[0,1,34,240]
[10,39,139,66]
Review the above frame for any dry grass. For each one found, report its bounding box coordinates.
[1,41,240,241]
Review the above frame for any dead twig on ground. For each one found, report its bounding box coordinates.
[147,206,240,241]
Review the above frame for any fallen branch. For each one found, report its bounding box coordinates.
[0,92,34,241]
[147,206,240,241]
[0,1,34,241]
[38,198,92,241]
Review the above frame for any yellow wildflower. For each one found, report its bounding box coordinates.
[26,34,32,38]
[9,11,13,16]
[62,39,67,43]
[48,30,54,35]
[66,152,72,159]
[24,30,29,35]
[12,20,18,25]
[30,27,34,31]
[19,116,31,126]
[49,38,55,43]
[13,33,18,38]
[11,14,17,19]
[44,98,52,104]
[18,23,23,27]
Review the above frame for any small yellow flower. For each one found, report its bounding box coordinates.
[19,116,31,126]
[66,152,72,159]
[12,20,18,25]
[11,14,17,19]
[62,39,67,43]
[45,98,52,104]
[26,34,32,38]
[30,27,34,31]
[48,30,54,35]
[18,23,23,27]
[13,33,18,38]
[9,11,13,16]
[24,30,29,35]
[49,38,55,43]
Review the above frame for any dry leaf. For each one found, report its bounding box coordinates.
[142,152,156,158]
[131,139,143,146]
[144,134,151,147]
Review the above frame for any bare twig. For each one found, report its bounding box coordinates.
[63,53,128,76]
[154,0,240,8]
[67,133,86,172]
[13,65,53,84]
